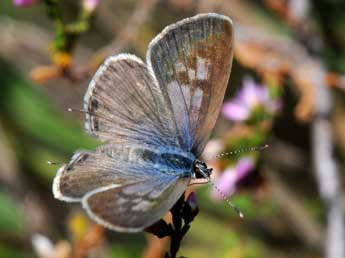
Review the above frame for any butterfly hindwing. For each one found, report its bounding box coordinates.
[82,176,190,232]
[53,143,194,203]
[53,147,149,202]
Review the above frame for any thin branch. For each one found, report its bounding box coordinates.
[311,66,345,258]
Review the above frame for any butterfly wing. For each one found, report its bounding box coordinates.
[147,13,234,156]
[53,143,194,202]
[82,175,189,232]
[53,148,148,202]
[53,143,193,231]
[53,144,190,232]
[84,54,179,148]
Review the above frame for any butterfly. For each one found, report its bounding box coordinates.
[53,13,234,232]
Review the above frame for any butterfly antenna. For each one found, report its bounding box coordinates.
[67,107,90,114]
[208,144,269,161]
[47,161,62,166]
[196,170,244,218]
[210,180,244,218]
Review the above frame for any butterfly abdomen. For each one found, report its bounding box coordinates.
[128,147,194,176]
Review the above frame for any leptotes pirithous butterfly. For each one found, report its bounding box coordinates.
[53,13,233,232]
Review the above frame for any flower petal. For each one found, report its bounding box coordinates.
[222,101,250,121]
[241,79,260,106]
[235,156,255,181]
[14,0,38,7]
[240,77,270,109]
[83,0,100,12]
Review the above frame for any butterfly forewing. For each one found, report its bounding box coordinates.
[84,54,179,147]
[147,13,233,157]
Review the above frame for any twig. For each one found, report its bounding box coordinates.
[145,192,199,258]
[142,234,169,258]
[311,66,345,258]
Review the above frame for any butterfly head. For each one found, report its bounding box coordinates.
[193,160,212,179]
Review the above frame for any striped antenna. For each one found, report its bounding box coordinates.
[201,144,269,217]
[67,108,90,114]
[196,169,244,218]
[208,144,269,161]
[210,180,244,218]
[47,161,62,166]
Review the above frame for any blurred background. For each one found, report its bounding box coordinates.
[1,0,345,258]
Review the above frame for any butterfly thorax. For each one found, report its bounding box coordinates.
[192,160,212,179]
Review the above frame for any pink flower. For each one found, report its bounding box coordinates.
[222,77,280,122]
[212,156,255,200]
[14,0,38,7]
[83,0,100,12]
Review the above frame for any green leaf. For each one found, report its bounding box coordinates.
[0,244,24,258]
[0,190,25,235]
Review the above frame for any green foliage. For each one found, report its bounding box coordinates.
[0,244,23,258]
[0,190,25,235]
[108,235,146,258]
